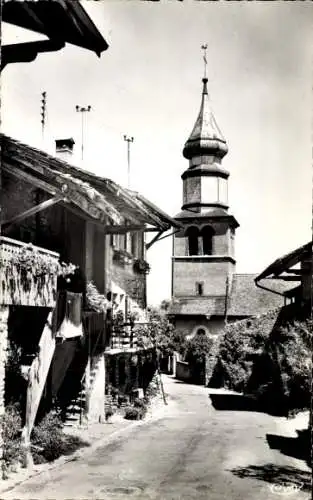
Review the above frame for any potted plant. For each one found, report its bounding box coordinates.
[105,406,114,423]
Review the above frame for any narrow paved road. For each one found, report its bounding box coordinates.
[3,376,310,500]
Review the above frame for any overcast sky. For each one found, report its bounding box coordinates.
[2,1,312,306]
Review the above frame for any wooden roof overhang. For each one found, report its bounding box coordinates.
[1,134,182,236]
[255,241,312,297]
[2,0,108,70]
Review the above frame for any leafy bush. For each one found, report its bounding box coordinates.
[105,406,114,420]
[0,404,24,473]
[124,406,142,420]
[134,306,176,354]
[31,411,88,464]
[214,304,312,416]
[185,334,213,365]
[144,374,160,400]
[133,398,146,409]
[31,411,64,463]
[215,310,280,391]
[117,394,129,407]
[267,320,312,415]
[4,340,26,409]
[133,398,148,418]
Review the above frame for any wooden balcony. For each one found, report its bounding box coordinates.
[0,236,59,307]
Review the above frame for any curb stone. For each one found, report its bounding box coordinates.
[0,397,172,495]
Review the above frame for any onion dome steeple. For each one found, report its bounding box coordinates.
[179,45,236,216]
[183,77,228,161]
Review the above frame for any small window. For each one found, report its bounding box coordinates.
[131,233,137,257]
[196,282,204,296]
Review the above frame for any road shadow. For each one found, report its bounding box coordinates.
[230,463,311,492]
[209,393,259,412]
[173,379,204,387]
[209,393,286,416]
[266,430,311,468]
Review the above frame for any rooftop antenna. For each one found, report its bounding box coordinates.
[75,105,92,161]
[40,91,47,142]
[201,43,208,79]
[123,135,134,189]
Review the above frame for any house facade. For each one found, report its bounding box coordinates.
[0,134,180,464]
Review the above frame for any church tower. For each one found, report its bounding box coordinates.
[171,59,239,329]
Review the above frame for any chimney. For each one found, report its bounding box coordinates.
[55,138,75,162]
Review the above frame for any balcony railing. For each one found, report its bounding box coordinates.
[111,332,138,350]
[0,236,59,307]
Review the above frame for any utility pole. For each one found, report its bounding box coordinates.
[76,105,91,161]
[123,135,134,189]
[40,91,47,142]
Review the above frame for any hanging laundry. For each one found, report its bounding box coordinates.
[56,291,83,340]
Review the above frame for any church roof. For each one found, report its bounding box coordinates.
[183,78,228,160]
[168,274,293,318]
[174,207,240,228]
[227,274,291,317]
[168,297,226,317]
[175,207,229,219]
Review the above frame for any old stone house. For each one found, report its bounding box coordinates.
[0,134,180,460]
[1,0,111,467]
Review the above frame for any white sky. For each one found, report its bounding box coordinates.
[2,1,312,306]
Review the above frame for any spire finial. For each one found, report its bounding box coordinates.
[201,43,208,79]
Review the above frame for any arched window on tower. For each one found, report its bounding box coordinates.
[186,226,199,256]
[201,226,214,255]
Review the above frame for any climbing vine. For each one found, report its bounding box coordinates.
[0,243,76,293]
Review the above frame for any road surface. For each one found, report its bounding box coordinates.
[3,375,310,499]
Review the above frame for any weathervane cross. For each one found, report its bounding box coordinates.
[201,43,208,78]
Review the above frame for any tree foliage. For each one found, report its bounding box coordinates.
[185,333,214,366]
[213,305,312,416]
[134,305,176,353]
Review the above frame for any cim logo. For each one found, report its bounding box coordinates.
[269,482,304,495]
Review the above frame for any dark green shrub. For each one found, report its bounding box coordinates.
[133,398,148,418]
[144,376,159,400]
[4,340,26,410]
[110,387,119,400]
[0,404,24,473]
[133,398,146,409]
[31,411,64,463]
[105,406,114,420]
[185,334,213,364]
[31,410,88,464]
[124,406,142,420]
[117,394,129,407]
[215,310,281,392]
